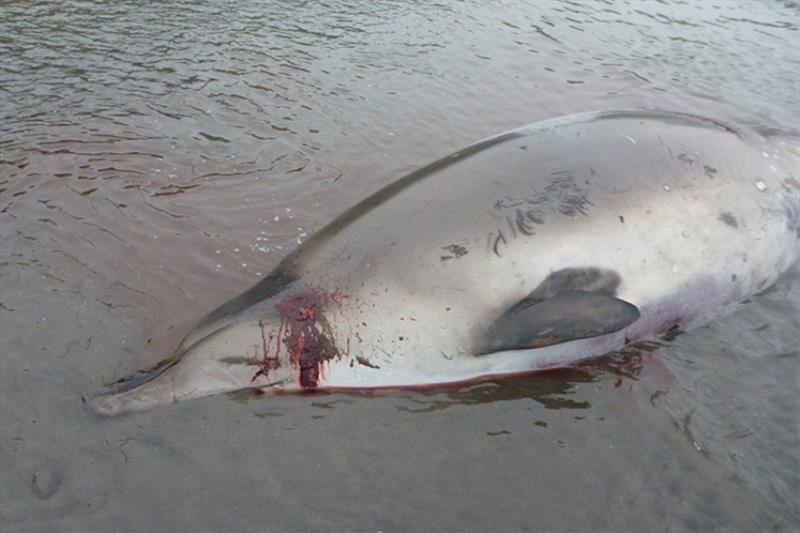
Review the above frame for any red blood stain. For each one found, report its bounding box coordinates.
[251,322,281,383]
[253,286,348,389]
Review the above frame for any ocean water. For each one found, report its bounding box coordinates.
[1,0,798,530]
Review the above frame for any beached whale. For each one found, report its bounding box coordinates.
[87,110,800,415]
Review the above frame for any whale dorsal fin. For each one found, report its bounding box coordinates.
[475,268,640,354]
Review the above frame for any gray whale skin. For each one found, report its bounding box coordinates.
[87,110,800,415]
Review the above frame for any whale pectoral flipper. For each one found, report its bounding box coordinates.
[475,290,640,354]
[527,267,623,299]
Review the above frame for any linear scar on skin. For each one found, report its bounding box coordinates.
[488,170,593,256]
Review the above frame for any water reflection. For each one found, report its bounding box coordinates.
[399,346,659,412]
[225,346,660,413]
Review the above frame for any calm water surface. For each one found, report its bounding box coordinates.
[1,0,799,530]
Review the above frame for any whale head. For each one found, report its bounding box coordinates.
[85,313,301,416]
[84,277,356,415]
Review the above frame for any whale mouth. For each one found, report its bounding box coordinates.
[82,372,178,417]
[95,323,235,397]
[105,356,180,394]
[83,371,293,417]
[80,356,181,417]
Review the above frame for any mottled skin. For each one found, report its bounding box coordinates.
[87,111,800,415]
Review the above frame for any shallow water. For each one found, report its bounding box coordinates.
[1,0,799,530]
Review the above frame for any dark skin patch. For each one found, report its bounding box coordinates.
[440,244,468,262]
[703,165,717,178]
[488,231,508,257]
[719,212,738,228]
[356,356,380,369]
[661,323,683,342]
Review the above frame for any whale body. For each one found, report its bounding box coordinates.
[87,111,800,415]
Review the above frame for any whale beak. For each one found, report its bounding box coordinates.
[83,342,279,416]
[84,372,178,416]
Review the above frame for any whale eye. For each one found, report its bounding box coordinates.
[718,212,739,228]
